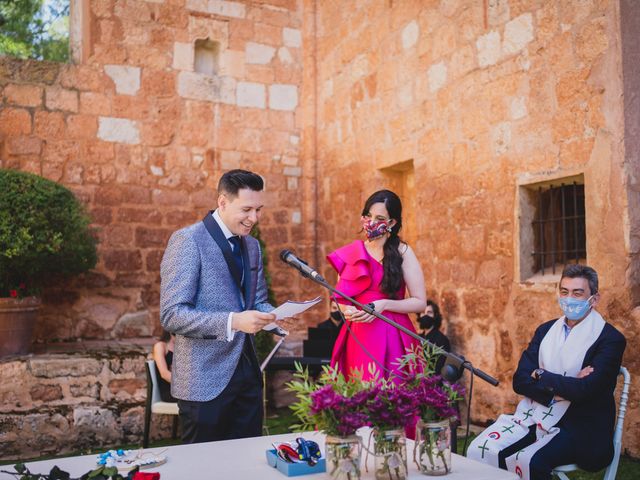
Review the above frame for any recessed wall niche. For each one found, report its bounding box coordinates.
[194,39,220,76]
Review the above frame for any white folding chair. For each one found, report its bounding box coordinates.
[143,359,180,447]
[553,366,631,480]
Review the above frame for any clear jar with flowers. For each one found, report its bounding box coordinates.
[398,348,465,476]
[287,363,371,480]
[364,381,417,480]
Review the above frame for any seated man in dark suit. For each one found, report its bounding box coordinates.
[468,264,626,480]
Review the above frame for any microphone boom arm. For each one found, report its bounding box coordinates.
[281,254,499,387]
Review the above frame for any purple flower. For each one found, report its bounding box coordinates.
[336,410,370,436]
[388,372,466,422]
[365,383,419,430]
[308,382,372,435]
[310,385,340,414]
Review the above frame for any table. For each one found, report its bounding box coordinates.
[0,429,518,479]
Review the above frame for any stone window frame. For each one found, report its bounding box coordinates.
[516,171,586,285]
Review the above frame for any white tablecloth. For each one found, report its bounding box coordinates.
[0,429,518,479]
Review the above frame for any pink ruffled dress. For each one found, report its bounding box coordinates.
[328,240,420,382]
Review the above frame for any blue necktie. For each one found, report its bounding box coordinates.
[229,235,244,280]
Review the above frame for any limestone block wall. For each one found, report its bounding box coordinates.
[0,0,316,342]
[0,347,174,461]
[307,0,639,455]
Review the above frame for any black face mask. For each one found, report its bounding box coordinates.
[419,315,436,330]
[330,311,343,323]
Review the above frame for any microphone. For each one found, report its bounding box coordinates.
[279,249,325,282]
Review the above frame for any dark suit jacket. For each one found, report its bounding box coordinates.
[512,317,626,466]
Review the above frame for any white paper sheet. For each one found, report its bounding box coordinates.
[262,296,322,336]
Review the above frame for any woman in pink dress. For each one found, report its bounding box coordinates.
[328,190,427,382]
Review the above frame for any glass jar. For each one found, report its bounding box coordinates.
[373,429,408,480]
[414,419,452,476]
[325,434,362,480]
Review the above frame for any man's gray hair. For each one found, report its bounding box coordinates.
[560,264,599,294]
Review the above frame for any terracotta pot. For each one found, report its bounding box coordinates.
[0,296,41,357]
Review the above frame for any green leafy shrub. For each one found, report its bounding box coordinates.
[0,169,97,297]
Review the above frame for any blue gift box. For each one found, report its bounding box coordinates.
[265,449,326,477]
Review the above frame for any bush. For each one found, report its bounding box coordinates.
[0,169,97,297]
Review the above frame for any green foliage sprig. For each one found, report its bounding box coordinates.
[0,169,98,297]
[0,463,139,480]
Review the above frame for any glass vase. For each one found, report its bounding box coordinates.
[414,419,451,476]
[325,434,362,480]
[373,429,408,480]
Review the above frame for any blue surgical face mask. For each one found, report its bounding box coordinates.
[557,295,594,320]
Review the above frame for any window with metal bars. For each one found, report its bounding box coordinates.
[531,182,586,275]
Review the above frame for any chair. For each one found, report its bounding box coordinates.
[143,359,180,448]
[553,366,631,480]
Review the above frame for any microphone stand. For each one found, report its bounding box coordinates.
[260,335,286,373]
[287,266,499,387]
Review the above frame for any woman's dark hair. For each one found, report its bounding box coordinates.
[427,300,443,330]
[159,330,172,342]
[362,190,403,298]
[218,169,264,198]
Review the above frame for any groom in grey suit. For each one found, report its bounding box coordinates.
[160,169,277,443]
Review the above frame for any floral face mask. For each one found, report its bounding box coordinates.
[362,217,391,240]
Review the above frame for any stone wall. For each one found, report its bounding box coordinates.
[0,344,175,461]
[307,0,639,456]
[0,0,317,343]
[1,0,639,460]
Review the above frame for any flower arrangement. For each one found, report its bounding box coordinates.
[286,347,465,478]
[287,362,373,437]
[363,381,416,480]
[286,348,465,435]
[409,374,464,422]
[396,346,465,422]
[397,346,465,475]
[287,362,374,479]
[364,381,418,432]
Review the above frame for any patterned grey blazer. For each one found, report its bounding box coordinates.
[160,219,273,402]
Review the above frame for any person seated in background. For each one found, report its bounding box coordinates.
[418,299,458,452]
[417,300,451,374]
[467,264,626,480]
[303,300,344,360]
[153,330,176,402]
[317,300,343,340]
